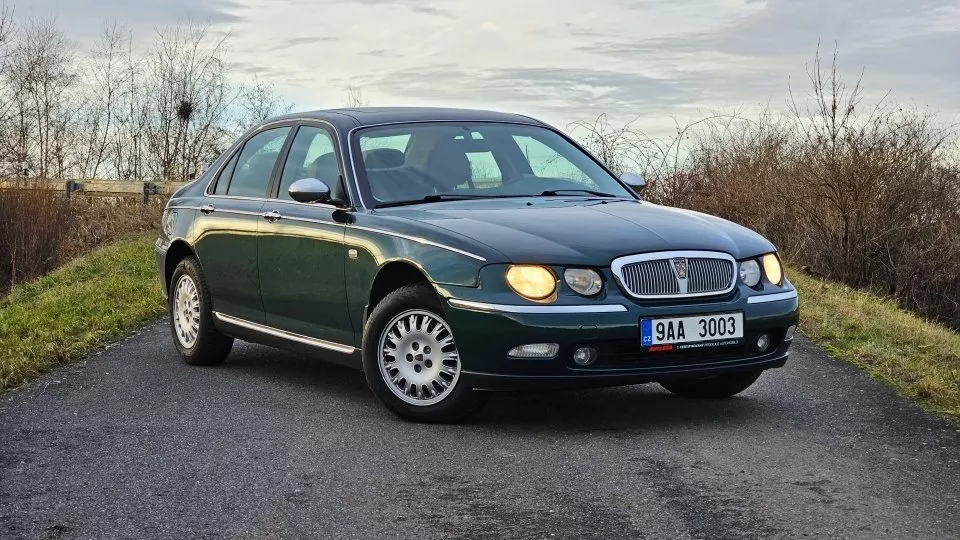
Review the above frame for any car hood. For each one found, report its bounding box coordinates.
[381,199,775,264]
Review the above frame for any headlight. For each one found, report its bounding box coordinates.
[739,259,761,287]
[162,209,176,237]
[762,253,783,286]
[564,268,603,296]
[505,265,557,302]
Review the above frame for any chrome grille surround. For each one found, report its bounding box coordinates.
[611,250,737,299]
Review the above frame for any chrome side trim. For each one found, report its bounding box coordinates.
[210,209,263,217]
[611,250,737,300]
[347,224,487,261]
[448,298,628,314]
[213,312,356,354]
[746,290,798,304]
[167,205,202,211]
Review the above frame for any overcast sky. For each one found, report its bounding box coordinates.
[21,0,960,137]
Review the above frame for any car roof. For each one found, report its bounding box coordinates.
[266,107,548,131]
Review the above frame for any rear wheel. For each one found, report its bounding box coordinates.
[659,370,762,399]
[169,256,233,366]
[362,284,489,423]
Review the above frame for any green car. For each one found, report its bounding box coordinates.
[157,107,799,423]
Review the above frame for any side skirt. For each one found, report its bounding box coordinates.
[213,311,362,369]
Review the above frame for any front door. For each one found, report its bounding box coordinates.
[257,124,354,346]
[193,125,292,323]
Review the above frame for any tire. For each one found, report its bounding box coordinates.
[362,283,489,423]
[168,256,233,366]
[659,370,763,399]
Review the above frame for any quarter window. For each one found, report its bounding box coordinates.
[278,126,339,200]
[224,127,291,197]
[212,151,239,195]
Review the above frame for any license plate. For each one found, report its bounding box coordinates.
[641,312,743,350]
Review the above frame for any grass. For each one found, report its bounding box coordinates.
[0,235,165,392]
[790,267,960,420]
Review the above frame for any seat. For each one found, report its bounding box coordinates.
[310,152,344,200]
[423,139,472,191]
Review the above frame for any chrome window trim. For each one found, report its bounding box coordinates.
[213,312,356,354]
[203,118,352,210]
[448,298,627,314]
[746,290,798,304]
[611,250,737,300]
[347,224,487,261]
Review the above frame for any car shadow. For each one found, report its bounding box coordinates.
[472,386,768,434]
[221,342,769,432]
[223,344,372,401]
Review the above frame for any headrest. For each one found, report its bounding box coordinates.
[363,148,405,169]
[425,139,471,190]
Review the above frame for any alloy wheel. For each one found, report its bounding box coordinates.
[378,309,461,406]
[173,274,201,349]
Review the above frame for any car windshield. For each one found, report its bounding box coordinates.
[353,122,635,206]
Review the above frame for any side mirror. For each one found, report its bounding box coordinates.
[619,172,646,199]
[288,178,331,204]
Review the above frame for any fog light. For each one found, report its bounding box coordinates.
[573,346,598,366]
[756,333,771,352]
[508,343,559,358]
[784,325,796,341]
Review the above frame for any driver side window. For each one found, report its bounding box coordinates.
[277,126,340,200]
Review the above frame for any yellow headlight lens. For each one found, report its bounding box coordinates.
[504,265,557,301]
[762,253,783,286]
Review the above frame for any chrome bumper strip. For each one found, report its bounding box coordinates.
[746,290,799,304]
[448,299,628,314]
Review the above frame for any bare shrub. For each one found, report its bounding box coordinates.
[641,47,960,329]
[0,184,162,292]
[0,184,75,290]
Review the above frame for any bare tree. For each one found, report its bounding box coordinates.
[4,17,76,179]
[344,85,368,107]
[145,22,231,182]
[235,76,292,131]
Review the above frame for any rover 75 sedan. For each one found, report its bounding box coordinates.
[156,107,799,423]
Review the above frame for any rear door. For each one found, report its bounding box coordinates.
[193,125,292,323]
[257,123,354,347]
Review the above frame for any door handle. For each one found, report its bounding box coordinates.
[262,210,282,222]
[199,204,215,214]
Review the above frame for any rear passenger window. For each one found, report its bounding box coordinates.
[223,127,291,197]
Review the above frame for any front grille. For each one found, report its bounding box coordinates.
[620,259,679,295]
[687,258,734,293]
[613,251,735,298]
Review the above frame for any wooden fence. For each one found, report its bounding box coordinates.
[0,179,189,205]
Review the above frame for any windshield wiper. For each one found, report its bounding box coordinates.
[539,189,619,198]
[376,193,511,208]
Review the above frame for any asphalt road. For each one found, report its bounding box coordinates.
[2,321,959,540]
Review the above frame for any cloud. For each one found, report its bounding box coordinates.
[263,36,339,52]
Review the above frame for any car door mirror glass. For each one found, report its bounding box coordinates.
[619,172,646,198]
[288,178,332,204]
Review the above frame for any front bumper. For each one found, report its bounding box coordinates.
[441,286,799,392]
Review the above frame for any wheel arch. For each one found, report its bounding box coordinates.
[163,240,199,296]
[367,260,434,318]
